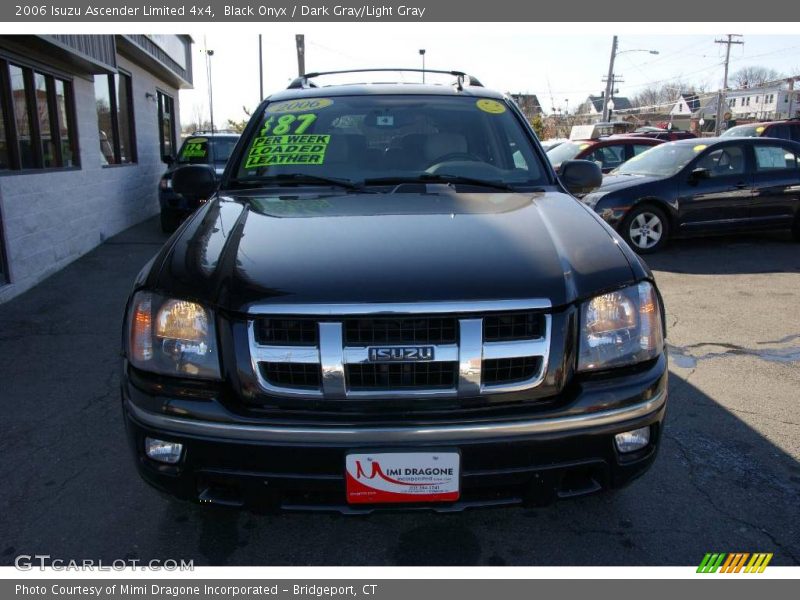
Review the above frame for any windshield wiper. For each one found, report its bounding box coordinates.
[233,173,366,191]
[362,174,518,192]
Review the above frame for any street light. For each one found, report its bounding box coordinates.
[419,49,426,83]
[603,36,659,121]
[202,46,215,133]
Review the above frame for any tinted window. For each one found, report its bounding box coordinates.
[615,142,700,177]
[547,141,586,166]
[632,144,654,156]
[721,124,760,138]
[236,95,546,187]
[766,124,791,140]
[754,145,799,171]
[584,144,625,169]
[696,146,746,177]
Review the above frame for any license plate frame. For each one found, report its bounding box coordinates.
[345,451,461,504]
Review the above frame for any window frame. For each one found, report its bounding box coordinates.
[157,89,176,160]
[95,71,137,166]
[0,57,80,174]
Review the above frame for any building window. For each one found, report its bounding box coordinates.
[0,59,78,171]
[94,72,136,165]
[157,90,176,159]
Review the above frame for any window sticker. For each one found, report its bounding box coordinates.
[180,138,208,159]
[266,98,333,114]
[693,144,708,153]
[755,126,766,134]
[579,143,590,150]
[245,113,331,168]
[476,99,506,114]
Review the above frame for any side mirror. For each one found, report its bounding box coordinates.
[689,167,711,183]
[162,153,175,166]
[171,164,218,200]
[560,159,603,195]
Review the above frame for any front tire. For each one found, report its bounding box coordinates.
[622,205,669,254]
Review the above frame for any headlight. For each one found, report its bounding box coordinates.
[578,282,663,372]
[581,191,608,208]
[127,291,220,379]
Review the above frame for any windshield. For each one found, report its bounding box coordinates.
[546,141,589,166]
[614,142,703,177]
[721,125,761,138]
[233,95,547,189]
[177,136,238,165]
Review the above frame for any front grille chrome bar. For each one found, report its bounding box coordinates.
[247,300,552,400]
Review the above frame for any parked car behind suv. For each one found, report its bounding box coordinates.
[582,137,800,253]
[122,69,667,512]
[721,119,800,142]
[547,136,663,174]
[159,131,240,232]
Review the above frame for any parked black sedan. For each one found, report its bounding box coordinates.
[581,137,800,253]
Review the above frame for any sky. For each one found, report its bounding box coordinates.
[179,25,800,128]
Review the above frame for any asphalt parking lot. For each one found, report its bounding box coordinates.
[1,219,798,566]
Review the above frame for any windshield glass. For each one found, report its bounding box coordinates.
[546,141,588,166]
[177,137,238,165]
[721,125,761,138]
[233,95,546,189]
[614,142,703,177]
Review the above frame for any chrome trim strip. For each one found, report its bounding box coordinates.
[319,322,346,399]
[247,299,552,316]
[126,388,666,444]
[248,322,323,398]
[251,345,321,364]
[480,314,552,393]
[343,344,459,364]
[482,338,549,360]
[458,319,483,396]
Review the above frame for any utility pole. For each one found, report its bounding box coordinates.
[788,77,796,119]
[714,34,743,135]
[602,36,618,122]
[295,34,305,77]
[258,34,264,101]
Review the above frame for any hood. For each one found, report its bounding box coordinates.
[597,173,662,193]
[154,189,637,312]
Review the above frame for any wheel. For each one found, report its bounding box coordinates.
[621,205,669,254]
[160,210,179,234]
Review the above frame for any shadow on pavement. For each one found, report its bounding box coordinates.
[644,231,800,276]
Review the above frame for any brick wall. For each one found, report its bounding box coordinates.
[0,54,181,302]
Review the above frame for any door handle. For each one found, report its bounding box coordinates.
[734,182,748,189]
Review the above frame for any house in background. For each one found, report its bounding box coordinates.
[670,93,703,117]
[0,35,193,302]
[509,93,544,121]
[725,84,800,120]
[576,93,633,122]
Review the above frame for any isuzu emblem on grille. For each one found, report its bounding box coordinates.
[368,346,435,362]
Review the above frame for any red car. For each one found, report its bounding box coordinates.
[546,136,663,173]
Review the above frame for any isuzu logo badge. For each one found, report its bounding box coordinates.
[367,346,435,362]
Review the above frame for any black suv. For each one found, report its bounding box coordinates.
[159,131,240,232]
[122,70,667,511]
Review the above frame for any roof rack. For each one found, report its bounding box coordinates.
[287,69,483,91]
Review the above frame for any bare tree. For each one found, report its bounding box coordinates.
[731,66,783,89]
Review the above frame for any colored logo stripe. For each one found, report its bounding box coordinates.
[697,553,773,573]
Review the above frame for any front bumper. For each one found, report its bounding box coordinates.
[123,355,667,513]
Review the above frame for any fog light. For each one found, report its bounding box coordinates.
[614,427,650,453]
[144,437,183,464]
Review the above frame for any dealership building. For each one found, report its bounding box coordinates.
[0,34,193,302]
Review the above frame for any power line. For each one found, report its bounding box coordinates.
[714,34,744,134]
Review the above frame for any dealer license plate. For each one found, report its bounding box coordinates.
[345,452,460,504]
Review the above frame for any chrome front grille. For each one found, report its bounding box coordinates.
[247,300,551,400]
